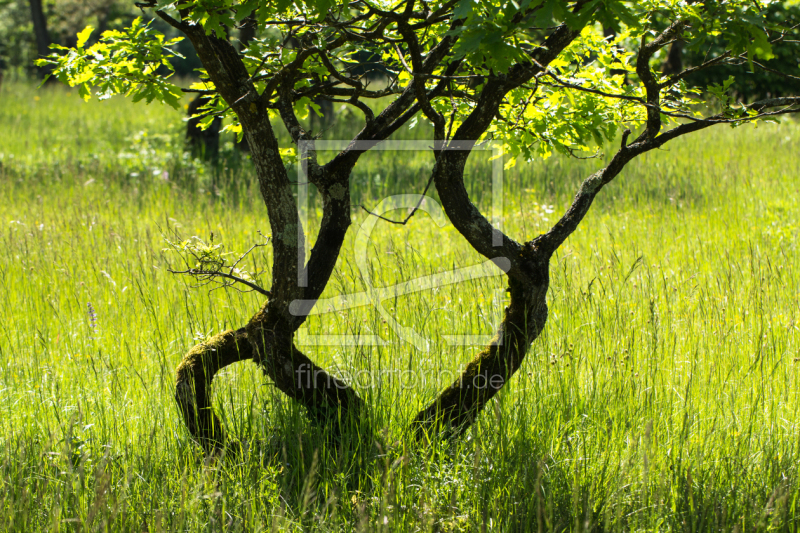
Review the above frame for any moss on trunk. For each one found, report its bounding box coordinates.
[412,267,549,439]
[175,328,253,452]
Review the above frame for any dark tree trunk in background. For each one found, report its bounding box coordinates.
[185,23,228,161]
[238,17,256,53]
[662,40,684,76]
[310,97,335,132]
[186,94,222,161]
[281,34,336,131]
[96,7,111,38]
[28,0,53,79]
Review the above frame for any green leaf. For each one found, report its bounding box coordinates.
[78,83,92,102]
[76,26,95,49]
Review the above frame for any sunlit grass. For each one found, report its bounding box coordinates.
[1,79,800,531]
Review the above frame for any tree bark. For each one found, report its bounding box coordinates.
[412,269,549,437]
[175,329,252,451]
[28,0,53,79]
[160,5,770,450]
[171,25,364,449]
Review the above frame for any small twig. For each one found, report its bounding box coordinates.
[164,231,272,297]
[360,172,436,225]
[229,234,270,271]
[565,146,602,160]
[168,268,272,297]
[393,43,413,75]
[620,129,631,149]
[746,59,800,83]
[512,77,539,129]
[446,82,457,140]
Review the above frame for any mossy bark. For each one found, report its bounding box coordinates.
[245,309,365,429]
[158,8,793,450]
[175,328,252,452]
[164,9,595,448]
[172,26,365,452]
[412,258,549,437]
[174,322,363,451]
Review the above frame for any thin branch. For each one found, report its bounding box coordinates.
[316,48,363,88]
[658,51,732,88]
[360,171,436,225]
[168,268,272,297]
[565,146,602,160]
[538,74,643,104]
[743,59,800,83]
[393,43,413,74]
[533,96,800,257]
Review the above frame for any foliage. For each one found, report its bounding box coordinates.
[683,1,800,100]
[37,17,185,107]
[0,0,138,76]
[163,233,271,296]
[36,0,798,163]
[0,0,38,73]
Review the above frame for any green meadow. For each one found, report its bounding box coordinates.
[1,80,800,531]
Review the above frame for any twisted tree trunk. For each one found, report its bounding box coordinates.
[175,328,252,451]
[172,22,366,451]
[166,10,584,450]
[152,4,794,453]
[412,271,549,436]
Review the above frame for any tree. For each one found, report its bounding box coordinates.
[39,0,800,452]
[26,0,134,78]
[28,0,53,78]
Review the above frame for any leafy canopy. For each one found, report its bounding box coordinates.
[37,0,793,161]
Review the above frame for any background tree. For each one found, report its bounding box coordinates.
[0,0,135,79]
[682,1,800,99]
[40,0,800,451]
[28,0,52,79]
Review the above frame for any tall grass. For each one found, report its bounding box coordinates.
[1,80,800,531]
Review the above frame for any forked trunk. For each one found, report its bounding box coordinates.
[151,2,800,454]
[173,27,364,451]
[168,10,610,450]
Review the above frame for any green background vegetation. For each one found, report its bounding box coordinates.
[1,81,800,531]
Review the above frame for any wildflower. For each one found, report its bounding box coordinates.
[87,303,99,340]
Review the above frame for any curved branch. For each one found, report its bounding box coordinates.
[175,329,253,451]
[635,19,688,139]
